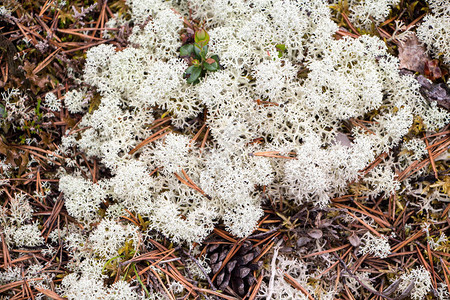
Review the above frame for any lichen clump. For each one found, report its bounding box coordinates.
[59,0,448,243]
[52,0,449,297]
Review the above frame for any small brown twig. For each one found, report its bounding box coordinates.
[341,12,361,37]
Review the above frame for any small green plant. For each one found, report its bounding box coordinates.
[179,29,220,84]
[275,43,286,58]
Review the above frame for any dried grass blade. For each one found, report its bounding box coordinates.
[200,127,210,153]
[336,30,360,38]
[0,278,43,294]
[440,258,450,295]
[128,126,171,155]
[0,233,11,269]
[190,123,206,145]
[213,228,237,243]
[56,29,105,41]
[282,271,314,300]
[195,287,239,300]
[248,273,264,300]
[424,137,438,179]
[33,47,61,75]
[62,39,112,54]
[300,244,350,259]
[391,230,425,253]
[149,266,175,300]
[343,210,381,237]
[334,203,390,228]
[34,287,65,300]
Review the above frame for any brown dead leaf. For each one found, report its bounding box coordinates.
[348,232,360,247]
[307,229,323,239]
[22,60,39,83]
[63,115,77,128]
[417,75,450,111]
[0,136,19,167]
[18,151,29,176]
[35,74,49,89]
[424,59,447,81]
[398,33,428,73]
[0,137,10,157]
[21,60,49,91]
[296,236,311,247]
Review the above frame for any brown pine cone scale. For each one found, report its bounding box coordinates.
[206,241,262,297]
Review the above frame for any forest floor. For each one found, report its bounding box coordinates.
[0,0,449,299]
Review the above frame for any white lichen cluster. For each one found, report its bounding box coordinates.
[58,0,449,246]
[44,0,450,298]
[0,192,44,248]
[56,257,144,300]
[51,220,147,299]
[64,88,88,113]
[417,0,450,64]
[336,0,401,29]
[403,138,428,161]
[1,89,51,130]
[358,232,391,258]
[0,264,56,299]
[397,266,433,300]
[258,254,337,300]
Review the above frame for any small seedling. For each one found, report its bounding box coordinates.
[275,44,286,58]
[180,28,220,84]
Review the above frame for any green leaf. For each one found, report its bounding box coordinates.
[179,44,194,56]
[186,66,202,83]
[194,29,210,46]
[200,45,209,59]
[275,44,286,52]
[211,54,220,63]
[134,264,150,297]
[35,98,41,115]
[194,44,202,59]
[203,60,219,71]
[276,44,286,58]
[184,65,195,77]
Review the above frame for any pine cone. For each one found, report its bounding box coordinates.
[207,241,262,296]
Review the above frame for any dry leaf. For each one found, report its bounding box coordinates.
[398,33,428,73]
[22,60,39,83]
[417,75,450,111]
[296,236,311,247]
[424,59,446,80]
[333,132,352,147]
[307,229,323,239]
[348,232,360,247]
[0,136,19,167]
[18,151,29,176]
